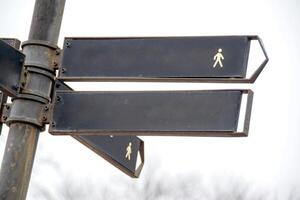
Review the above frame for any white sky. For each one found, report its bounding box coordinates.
[0,0,300,199]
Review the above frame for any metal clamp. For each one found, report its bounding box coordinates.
[1,103,12,123]
[22,40,61,72]
[0,93,8,134]
[5,98,51,128]
[18,67,55,102]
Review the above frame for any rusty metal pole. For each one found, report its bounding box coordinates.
[0,0,65,199]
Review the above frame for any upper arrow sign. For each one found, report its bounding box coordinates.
[58,36,268,83]
[0,39,25,96]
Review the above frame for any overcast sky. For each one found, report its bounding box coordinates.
[0,0,300,199]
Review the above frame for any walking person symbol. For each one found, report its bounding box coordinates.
[125,142,132,161]
[213,48,224,68]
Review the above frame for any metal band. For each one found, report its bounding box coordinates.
[22,40,58,49]
[22,41,60,72]
[13,94,49,104]
[26,67,56,79]
[5,98,48,127]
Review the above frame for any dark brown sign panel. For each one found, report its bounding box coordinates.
[54,80,144,178]
[50,90,253,136]
[0,39,24,96]
[59,36,268,83]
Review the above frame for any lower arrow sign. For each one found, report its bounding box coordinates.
[73,135,144,178]
[54,81,144,178]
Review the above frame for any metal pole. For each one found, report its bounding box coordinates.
[0,0,65,199]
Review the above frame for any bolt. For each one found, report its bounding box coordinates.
[56,96,61,102]
[66,42,71,48]
[53,61,58,67]
[11,187,17,193]
[51,122,56,127]
[42,116,47,121]
[55,49,60,55]
[2,116,7,121]
[12,84,18,91]
[61,68,67,73]
[44,105,49,111]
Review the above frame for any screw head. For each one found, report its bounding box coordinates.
[65,42,71,48]
[53,61,58,67]
[55,49,60,55]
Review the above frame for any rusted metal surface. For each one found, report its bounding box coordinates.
[55,80,145,178]
[0,40,25,97]
[59,36,268,83]
[1,38,21,50]
[0,123,39,199]
[0,92,7,134]
[50,90,253,136]
[0,0,66,199]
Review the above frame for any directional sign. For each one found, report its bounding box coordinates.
[0,39,25,96]
[58,36,268,83]
[74,135,144,178]
[50,90,253,136]
[0,92,7,134]
[54,80,144,178]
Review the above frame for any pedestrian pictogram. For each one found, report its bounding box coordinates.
[213,48,224,68]
[125,142,132,160]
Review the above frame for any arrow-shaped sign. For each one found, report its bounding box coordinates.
[50,89,253,136]
[54,81,144,178]
[58,36,268,83]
